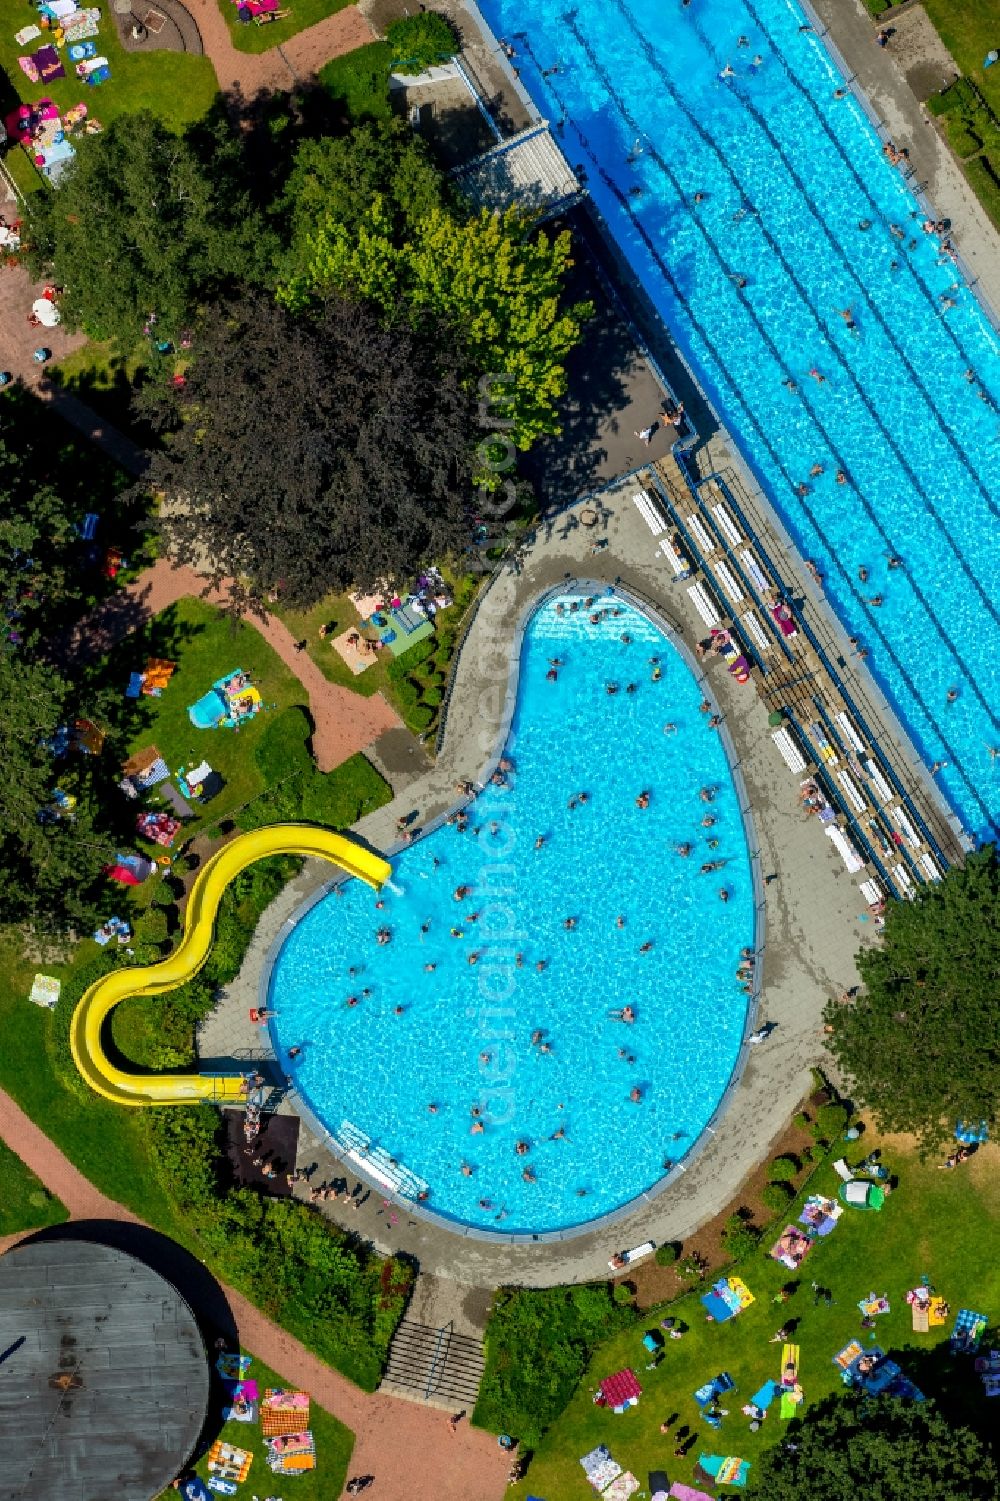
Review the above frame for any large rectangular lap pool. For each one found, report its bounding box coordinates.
[481,0,1000,839]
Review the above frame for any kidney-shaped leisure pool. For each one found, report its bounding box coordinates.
[269,595,756,1235]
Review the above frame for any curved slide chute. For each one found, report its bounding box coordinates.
[70,824,391,1107]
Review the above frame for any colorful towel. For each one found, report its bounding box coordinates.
[216,1353,251,1381]
[32,45,66,80]
[63,8,101,43]
[260,1388,310,1436]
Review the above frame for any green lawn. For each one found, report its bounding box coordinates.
[509,1136,1000,1500]
[922,0,1000,123]
[96,595,310,841]
[0,927,192,1239]
[0,21,217,196]
[48,341,154,447]
[0,1138,68,1235]
[217,0,352,53]
[180,1350,354,1499]
[319,40,395,120]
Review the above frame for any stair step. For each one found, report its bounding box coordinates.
[380,1320,485,1407]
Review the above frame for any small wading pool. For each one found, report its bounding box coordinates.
[269,595,756,1235]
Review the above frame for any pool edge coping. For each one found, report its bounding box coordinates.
[259,581,767,1248]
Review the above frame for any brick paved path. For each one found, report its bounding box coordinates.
[0,1086,508,1501]
[186,0,375,95]
[69,557,401,772]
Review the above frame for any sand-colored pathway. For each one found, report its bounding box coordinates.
[0,1085,508,1501]
[69,557,401,772]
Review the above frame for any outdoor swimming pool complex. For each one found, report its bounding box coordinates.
[481,0,1000,840]
[270,598,754,1234]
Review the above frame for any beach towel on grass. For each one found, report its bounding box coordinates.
[64,9,102,42]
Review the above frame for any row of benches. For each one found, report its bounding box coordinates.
[630,468,943,906]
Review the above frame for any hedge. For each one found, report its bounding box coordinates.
[473,1285,633,1444]
[964,155,1000,230]
[386,11,459,74]
[146,1106,413,1389]
[948,121,983,159]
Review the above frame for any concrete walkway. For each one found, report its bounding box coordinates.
[206,479,874,1289]
[0,1086,508,1501]
[68,557,401,772]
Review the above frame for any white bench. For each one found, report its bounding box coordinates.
[687,513,716,555]
[687,580,721,627]
[632,489,666,537]
[658,537,691,576]
[826,823,865,873]
[740,548,770,592]
[836,710,866,753]
[741,609,771,654]
[863,758,894,805]
[894,862,916,897]
[714,559,746,606]
[836,768,866,813]
[771,726,807,774]
[920,852,941,882]
[712,501,743,548]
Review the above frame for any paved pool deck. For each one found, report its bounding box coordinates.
[201,480,878,1287]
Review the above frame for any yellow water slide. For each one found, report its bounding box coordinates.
[70,824,391,1107]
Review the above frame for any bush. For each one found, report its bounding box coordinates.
[300,754,391,828]
[408,704,434,731]
[146,1106,413,1388]
[473,1285,633,1444]
[421,686,443,707]
[762,1181,795,1212]
[654,1242,680,1266]
[927,77,980,119]
[793,1111,810,1130]
[721,1213,761,1262]
[386,12,459,74]
[254,705,312,784]
[612,1281,635,1304]
[135,908,168,947]
[677,1252,708,1282]
[948,121,983,159]
[812,1103,849,1141]
[768,1155,799,1182]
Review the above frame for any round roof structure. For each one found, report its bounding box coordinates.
[0,1239,210,1501]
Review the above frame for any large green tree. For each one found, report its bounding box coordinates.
[824,847,1000,1153]
[749,1392,997,1500]
[21,112,271,349]
[0,655,116,930]
[278,125,590,456]
[140,295,475,607]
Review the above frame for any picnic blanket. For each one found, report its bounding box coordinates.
[799,1195,842,1236]
[749,1379,780,1411]
[603,1473,639,1501]
[769,1224,813,1270]
[222,1378,258,1423]
[206,1441,252,1483]
[29,973,61,1008]
[859,1292,891,1318]
[266,1431,316,1473]
[216,1353,251,1382]
[699,1454,750,1487]
[64,8,102,42]
[702,1274,754,1321]
[951,1309,988,1354]
[260,1388,310,1437]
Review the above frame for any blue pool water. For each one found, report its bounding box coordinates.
[270,597,754,1234]
[480,0,1000,839]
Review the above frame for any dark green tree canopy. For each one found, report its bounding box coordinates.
[749,1392,997,1500]
[141,294,476,606]
[276,121,446,256]
[0,654,116,930]
[824,847,1000,1154]
[21,112,272,349]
